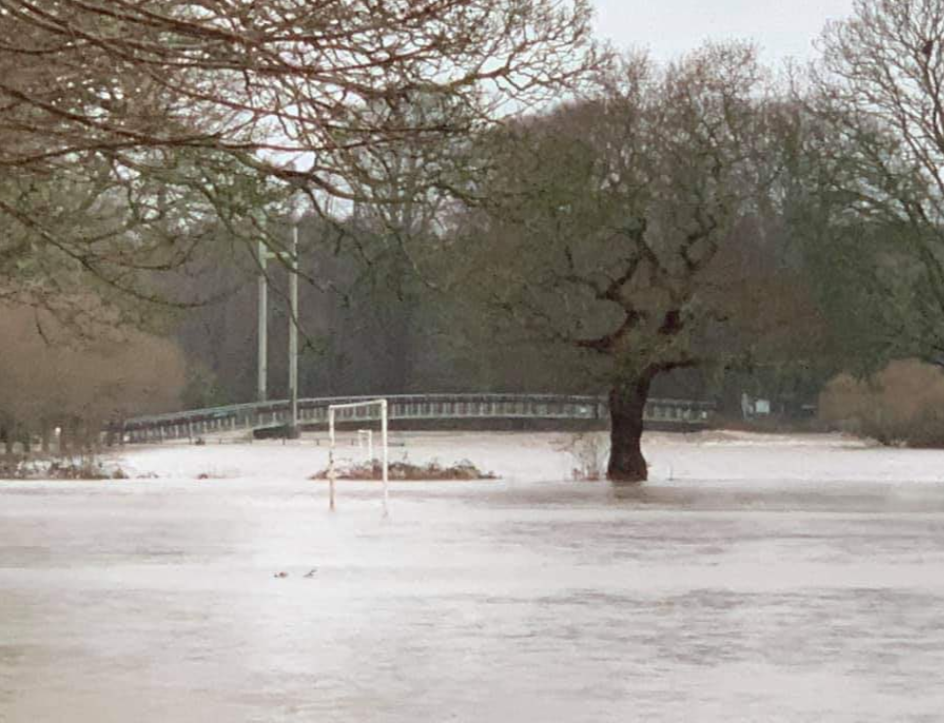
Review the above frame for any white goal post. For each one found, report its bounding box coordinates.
[327,399,389,517]
[357,430,374,462]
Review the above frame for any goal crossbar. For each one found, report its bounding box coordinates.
[327,399,388,517]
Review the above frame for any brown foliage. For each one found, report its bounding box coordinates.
[819,359,944,447]
[0,302,186,443]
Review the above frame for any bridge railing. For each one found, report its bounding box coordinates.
[120,393,715,444]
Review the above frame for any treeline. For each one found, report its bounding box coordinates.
[170,215,597,408]
[170,57,838,425]
[171,206,833,419]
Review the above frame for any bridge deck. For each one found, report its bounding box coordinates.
[121,394,714,444]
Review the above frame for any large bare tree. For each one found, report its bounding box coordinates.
[453,45,787,481]
[1,1,595,169]
[813,0,944,357]
[0,0,597,313]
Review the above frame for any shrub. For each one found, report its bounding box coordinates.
[819,359,944,447]
[0,459,127,480]
[553,432,609,481]
[310,459,498,481]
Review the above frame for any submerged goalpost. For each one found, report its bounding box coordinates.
[327,399,389,517]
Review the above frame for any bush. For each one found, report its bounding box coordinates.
[819,359,944,447]
[0,458,128,480]
[553,433,609,481]
[0,302,187,453]
[311,459,498,481]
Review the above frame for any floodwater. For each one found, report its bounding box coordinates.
[2,432,944,722]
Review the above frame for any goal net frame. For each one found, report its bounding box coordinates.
[357,429,373,461]
[327,399,389,517]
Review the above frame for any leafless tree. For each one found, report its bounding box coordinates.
[0,0,597,319]
[452,45,788,481]
[0,0,597,213]
[813,0,944,355]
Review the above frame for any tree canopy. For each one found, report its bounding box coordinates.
[813,0,944,359]
[0,0,597,312]
[443,44,815,479]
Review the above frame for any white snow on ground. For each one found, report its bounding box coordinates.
[2,430,944,722]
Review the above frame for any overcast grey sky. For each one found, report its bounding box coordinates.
[591,0,856,64]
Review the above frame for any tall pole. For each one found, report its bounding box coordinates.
[328,408,336,512]
[288,222,299,436]
[381,399,389,518]
[257,239,268,403]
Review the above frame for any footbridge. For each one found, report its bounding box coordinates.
[121,394,714,444]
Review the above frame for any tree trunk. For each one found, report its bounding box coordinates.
[607,374,653,483]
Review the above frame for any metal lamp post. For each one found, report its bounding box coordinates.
[287,217,300,437]
[257,239,269,403]
[256,202,302,439]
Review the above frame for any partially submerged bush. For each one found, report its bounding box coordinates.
[820,359,944,447]
[0,457,128,480]
[552,433,609,481]
[311,459,498,481]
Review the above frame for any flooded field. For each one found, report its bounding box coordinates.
[2,432,944,722]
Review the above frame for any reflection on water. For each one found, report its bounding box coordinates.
[609,482,944,513]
